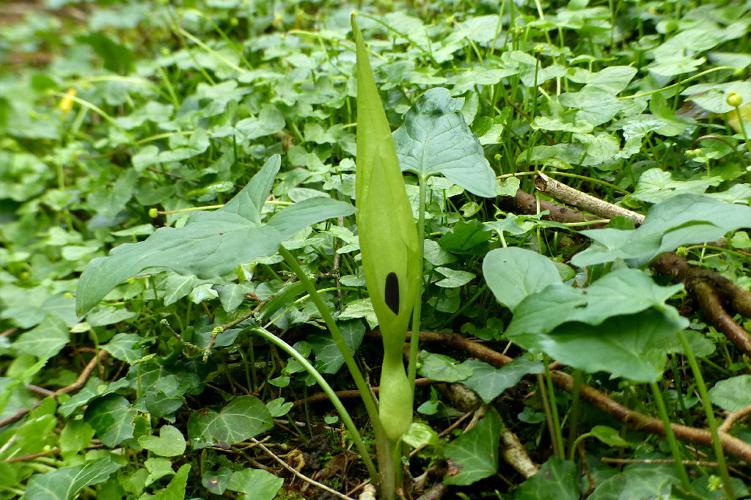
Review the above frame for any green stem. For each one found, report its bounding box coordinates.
[279,246,397,494]
[544,364,565,459]
[678,331,735,498]
[537,373,563,459]
[648,381,691,489]
[566,370,584,458]
[407,176,427,389]
[279,246,380,426]
[251,326,378,484]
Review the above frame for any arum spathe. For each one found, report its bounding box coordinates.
[353,14,420,442]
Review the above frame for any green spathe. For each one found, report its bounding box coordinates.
[352,15,419,442]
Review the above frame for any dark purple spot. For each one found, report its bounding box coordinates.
[385,272,399,314]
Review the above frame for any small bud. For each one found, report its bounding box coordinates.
[148,207,159,218]
[727,91,743,108]
[58,88,76,114]
[230,17,239,27]
[494,153,502,161]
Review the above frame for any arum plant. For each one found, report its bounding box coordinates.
[352,14,420,444]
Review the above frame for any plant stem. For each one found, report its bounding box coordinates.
[544,363,565,459]
[407,176,427,389]
[250,325,378,484]
[279,246,397,494]
[537,373,563,459]
[678,331,735,498]
[566,370,583,458]
[648,381,691,489]
[279,246,380,426]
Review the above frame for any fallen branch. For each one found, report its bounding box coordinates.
[720,403,751,434]
[652,253,751,319]
[534,173,645,225]
[417,332,751,463]
[502,190,597,224]
[501,427,539,478]
[690,280,751,356]
[506,188,751,357]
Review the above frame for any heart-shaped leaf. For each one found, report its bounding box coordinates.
[483,247,562,311]
[188,396,272,449]
[394,87,497,197]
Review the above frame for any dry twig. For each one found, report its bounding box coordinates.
[534,173,645,224]
[250,437,354,500]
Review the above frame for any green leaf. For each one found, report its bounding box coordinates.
[24,455,124,500]
[513,458,579,500]
[513,310,686,383]
[632,168,722,204]
[394,87,496,197]
[267,197,354,240]
[482,247,562,311]
[308,320,364,374]
[78,32,134,74]
[13,316,69,361]
[506,268,683,338]
[84,394,137,447]
[589,463,679,500]
[188,396,272,449]
[58,377,131,418]
[444,409,501,485]
[461,358,544,404]
[573,195,751,267]
[402,422,440,449]
[76,156,352,316]
[708,375,751,412]
[226,468,283,500]
[138,425,186,457]
[222,155,280,224]
[142,464,190,500]
[418,351,473,383]
[102,333,144,364]
[589,426,631,447]
[434,266,475,288]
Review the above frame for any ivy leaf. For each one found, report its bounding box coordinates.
[514,458,579,500]
[84,394,137,447]
[13,316,69,361]
[461,358,544,404]
[444,409,501,485]
[188,396,272,449]
[226,468,284,500]
[394,87,497,197]
[418,351,473,383]
[143,464,190,500]
[139,425,186,457]
[24,455,124,500]
[102,333,144,364]
[482,247,562,311]
[589,463,679,499]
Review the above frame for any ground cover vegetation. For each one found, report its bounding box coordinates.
[1,0,751,498]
